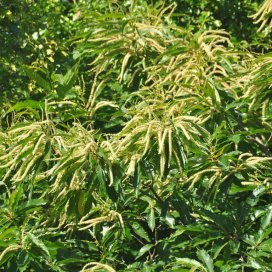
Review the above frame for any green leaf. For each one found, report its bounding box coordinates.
[177,257,207,271]
[229,183,256,195]
[132,223,150,242]
[26,233,50,258]
[165,215,175,228]
[261,207,272,230]
[6,100,45,114]
[55,63,79,98]
[9,183,23,212]
[212,242,229,259]
[18,199,47,214]
[147,208,155,232]
[197,250,214,272]
[0,226,18,241]
[201,209,234,233]
[258,238,272,252]
[23,66,51,91]
[17,249,29,271]
[136,244,153,259]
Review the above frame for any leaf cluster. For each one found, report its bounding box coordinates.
[0,0,272,271]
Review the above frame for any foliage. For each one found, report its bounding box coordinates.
[0,0,74,105]
[0,0,272,271]
[165,0,272,51]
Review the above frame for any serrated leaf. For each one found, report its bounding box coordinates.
[9,183,23,212]
[258,238,272,252]
[26,233,50,258]
[136,244,153,259]
[147,208,155,232]
[18,199,47,213]
[177,257,207,271]
[132,223,150,242]
[197,250,214,272]
[6,100,45,114]
[261,207,272,230]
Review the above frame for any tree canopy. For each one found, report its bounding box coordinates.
[0,0,272,271]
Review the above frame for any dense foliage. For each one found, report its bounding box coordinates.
[0,0,272,271]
